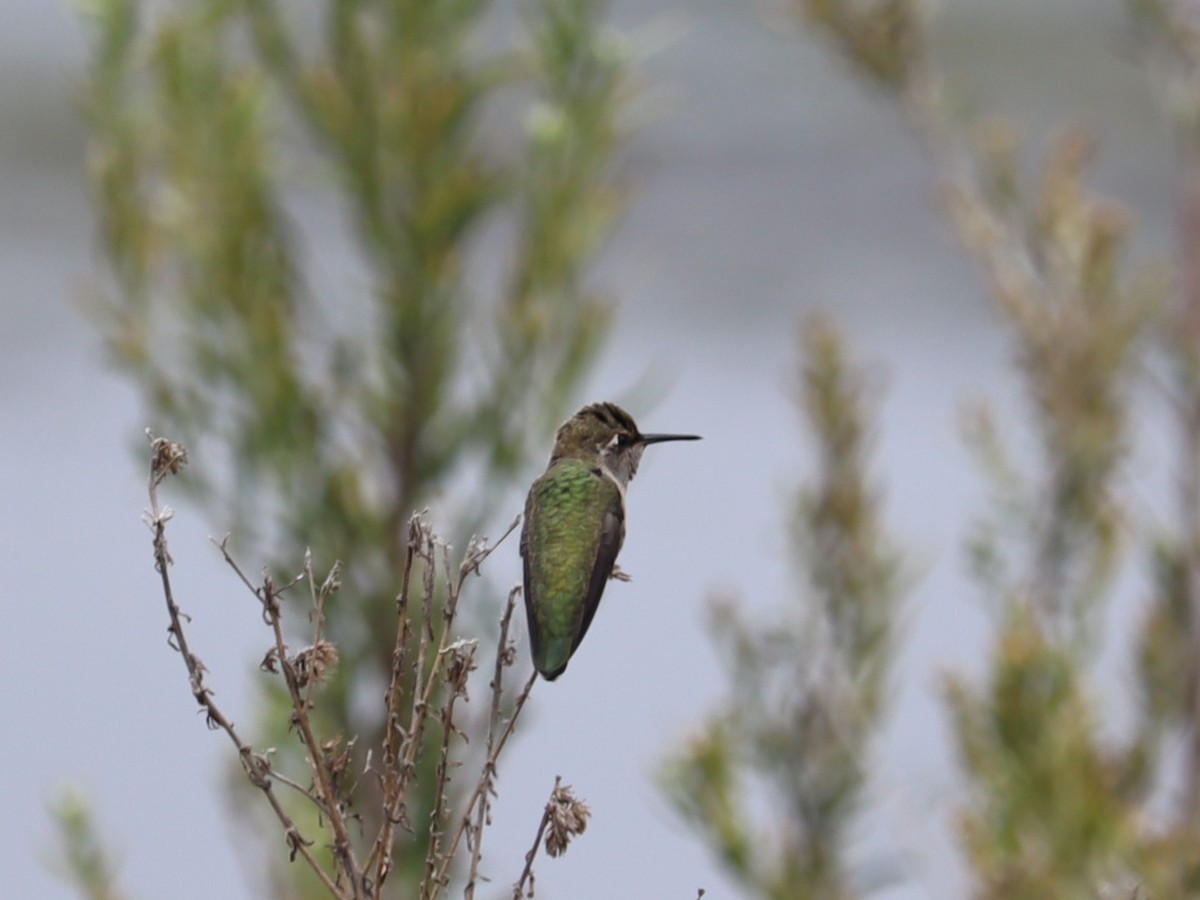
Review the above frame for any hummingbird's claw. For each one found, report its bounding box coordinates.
[609,564,632,583]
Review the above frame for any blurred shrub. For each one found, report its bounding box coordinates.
[79,0,630,895]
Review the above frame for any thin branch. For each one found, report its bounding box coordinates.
[370,514,423,887]
[458,516,523,588]
[464,587,522,899]
[143,433,345,898]
[303,551,341,713]
[371,518,524,891]
[511,777,559,900]
[372,522,453,889]
[435,667,538,895]
[421,641,478,899]
[214,540,368,896]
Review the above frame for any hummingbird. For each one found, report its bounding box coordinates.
[520,402,700,680]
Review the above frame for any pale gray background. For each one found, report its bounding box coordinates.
[1,1,1174,897]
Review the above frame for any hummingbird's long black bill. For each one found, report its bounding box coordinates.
[638,433,702,445]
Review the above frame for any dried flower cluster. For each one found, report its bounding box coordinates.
[511,777,593,899]
[287,641,339,690]
[544,782,591,859]
[148,433,187,483]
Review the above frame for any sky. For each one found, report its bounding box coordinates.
[0,1,1174,898]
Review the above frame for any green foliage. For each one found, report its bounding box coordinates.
[798,0,921,91]
[80,0,628,894]
[662,320,904,900]
[49,790,128,900]
[1128,0,1200,827]
[668,2,1200,898]
[952,129,1160,639]
[81,0,1200,896]
[944,612,1146,899]
[940,126,1160,883]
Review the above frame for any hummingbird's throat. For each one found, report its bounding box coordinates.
[598,443,643,491]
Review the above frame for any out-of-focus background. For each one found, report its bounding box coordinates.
[1,0,1172,897]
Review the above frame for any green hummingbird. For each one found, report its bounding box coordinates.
[520,402,700,680]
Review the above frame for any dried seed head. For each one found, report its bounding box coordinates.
[444,639,477,698]
[292,640,339,688]
[499,639,517,668]
[544,782,590,858]
[319,560,343,599]
[322,735,355,785]
[149,435,189,482]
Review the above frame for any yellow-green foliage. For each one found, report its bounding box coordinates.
[667,2,1200,899]
[662,321,903,900]
[81,0,629,894]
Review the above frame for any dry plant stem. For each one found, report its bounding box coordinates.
[143,437,344,898]
[413,533,439,730]
[511,776,560,900]
[421,645,475,899]
[303,551,339,713]
[215,541,368,897]
[369,516,522,890]
[463,587,522,900]
[435,667,538,896]
[370,517,421,888]
[373,525,452,888]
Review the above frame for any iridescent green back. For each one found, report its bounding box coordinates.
[521,458,623,679]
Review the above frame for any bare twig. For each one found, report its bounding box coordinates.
[464,587,523,898]
[511,776,591,898]
[421,639,478,898]
[511,777,558,900]
[143,433,345,898]
[374,524,458,889]
[459,516,522,585]
[370,514,425,889]
[437,667,538,895]
[214,541,368,897]
[303,551,341,711]
[370,516,525,893]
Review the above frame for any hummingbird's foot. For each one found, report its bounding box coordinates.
[610,564,632,582]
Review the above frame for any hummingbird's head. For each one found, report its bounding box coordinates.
[550,402,701,487]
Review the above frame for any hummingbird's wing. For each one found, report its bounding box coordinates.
[573,496,625,656]
[521,461,625,680]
